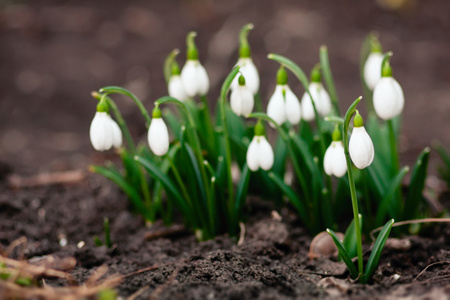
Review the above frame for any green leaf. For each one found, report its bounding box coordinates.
[134,156,190,217]
[375,166,409,225]
[90,165,148,219]
[268,172,309,225]
[233,164,251,222]
[320,46,340,115]
[163,108,182,140]
[163,49,179,84]
[363,219,394,283]
[184,143,208,213]
[326,229,359,279]
[343,214,362,259]
[403,148,430,220]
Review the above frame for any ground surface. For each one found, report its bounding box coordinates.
[1,0,450,299]
[1,176,450,299]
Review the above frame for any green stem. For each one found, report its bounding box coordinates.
[254,92,263,112]
[99,86,152,127]
[342,96,364,279]
[200,95,215,155]
[387,119,399,174]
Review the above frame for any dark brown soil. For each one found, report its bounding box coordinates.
[1,176,450,299]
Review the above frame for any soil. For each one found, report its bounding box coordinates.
[1,0,450,299]
[1,176,450,299]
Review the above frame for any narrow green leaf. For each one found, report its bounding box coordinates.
[163,108,182,140]
[90,165,148,218]
[327,229,359,279]
[343,214,362,259]
[375,166,409,225]
[363,219,394,283]
[319,45,340,115]
[403,148,430,220]
[234,164,251,220]
[163,49,180,84]
[290,133,315,174]
[134,156,190,216]
[184,143,208,213]
[268,172,309,225]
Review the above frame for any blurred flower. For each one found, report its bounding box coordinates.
[230,74,254,117]
[90,100,122,152]
[246,121,274,171]
[324,127,347,177]
[349,112,374,169]
[364,52,384,90]
[267,66,301,126]
[373,60,404,120]
[148,107,169,156]
[301,66,331,121]
[168,61,188,101]
[231,58,259,95]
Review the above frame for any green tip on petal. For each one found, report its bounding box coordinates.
[332,125,342,141]
[96,99,109,113]
[382,60,393,77]
[152,106,162,118]
[254,119,265,136]
[370,33,383,53]
[276,66,288,85]
[238,74,246,86]
[186,31,199,60]
[239,23,254,58]
[310,63,322,83]
[353,111,364,127]
[171,60,181,75]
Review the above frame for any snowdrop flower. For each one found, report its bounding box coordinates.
[373,58,404,120]
[301,66,331,122]
[246,121,274,172]
[90,99,122,151]
[323,127,347,178]
[363,35,383,90]
[168,61,188,102]
[349,112,374,169]
[267,66,301,127]
[231,23,260,95]
[148,107,169,156]
[230,74,254,117]
[180,32,210,98]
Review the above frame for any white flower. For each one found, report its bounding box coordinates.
[230,80,254,117]
[168,75,188,102]
[267,85,301,127]
[180,60,209,98]
[231,58,259,95]
[301,82,332,122]
[363,52,384,90]
[373,77,404,120]
[246,135,274,171]
[90,112,122,152]
[349,126,374,169]
[148,118,169,156]
[323,141,347,177]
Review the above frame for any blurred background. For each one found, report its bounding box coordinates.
[0,0,449,175]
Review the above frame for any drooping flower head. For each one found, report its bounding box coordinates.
[180,32,210,98]
[373,54,404,120]
[148,106,169,156]
[230,74,254,117]
[323,126,347,177]
[301,64,332,122]
[246,120,274,172]
[168,58,188,102]
[231,24,260,95]
[90,98,122,152]
[267,66,301,127]
[363,35,383,90]
[349,111,374,169]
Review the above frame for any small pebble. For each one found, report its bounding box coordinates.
[77,241,85,249]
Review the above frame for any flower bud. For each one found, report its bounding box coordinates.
[349,112,374,169]
[148,107,169,156]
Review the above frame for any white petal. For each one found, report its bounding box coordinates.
[267,85,286,127]
[108,116,122,149]
[364,52,384,90]
[181,60,198,98]
[232,58,260,95]
[169,75,188,102]
[196,63,210,96]
[323,143,334,176]
[230,88,242,116]
[90,112,113,151]
[331,141,347,178]
[300,90,315,122]
[349,127,374,169]
[240,86,254,117]
[148,118,169,156]
[257,136,274,171]
[284,85,301,125]
[246,136,260,171]
[318,86,332,117]
[373,77,404,120]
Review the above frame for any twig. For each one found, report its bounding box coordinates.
[414,261,450,281]
[237,222,246,246]
[8,170,85,188]
[144,224,187,241]
[370,218,450,241]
